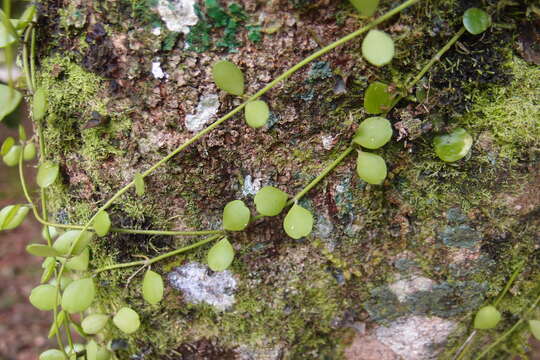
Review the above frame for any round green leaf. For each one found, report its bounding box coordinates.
[39,349,66,360]
[212,60,245,96]
[29,284,57,311]
[349,0,379,16]
[37,161,60,188]
[207,237,235,271]
[245,100,270,128]
[134,173,145,196]
[65,248,90,271]
[93,210,111,237]
[254,186,288,216]
[474,305,501,329]
[33,87,48,121]
[283,204,314,239]
[361,30,395,67]
[113,307,140,334]
[353,117,393,149]
[2,144,21,167]
[0,205,29,230]
[86,340,111,360]
[82,314,109,334]
[26,244,62,257]
[23,143,37,161]
[53,230,93,256]
[364,82,394,114]
[529,320,540,340]
[356,151,387,185]
[1,136,15,156]
[142,269,164,305]
[433,127,473,162]
[463,8,491,35]
[0,85,22,121]
[61,278,95,314]
[222,200,250,231]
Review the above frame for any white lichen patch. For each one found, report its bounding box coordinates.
[388,275,436,302]
[242,175,262,196]
[157,0,198,34]
[375,316,457,360]
[185,94,220,132]
[168,262,237,311]
[152,61,167,79]
[321,134,335,150]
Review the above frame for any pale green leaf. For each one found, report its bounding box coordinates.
[356,151,387,185]
[352,117,393,149]
[283,204,313,239]
[0,84,22,121]
[134,173,145,196]
[463,8,491,35]
[349,0,379,16]
[29,284,57,311]
[2,144,21,167]
[33,87,48,121]
[254,186,288,216]
[23,143,36,161]
[37,161,60,188]
[474,305,501,329]
[361,30,395,67]
[1,136,14,156]
[53,230,93,256]
[93,210,111,237]
[0,205,29,230]
[434,128,473,162]
[212,60,245,96]
[61,278,95,314]
[65,248,89,271]
[529,320,540,340]
[142,269,164,305]
[113,307,140,334]
[245,100,270,128]
[81,314,109,334]
[364,82,394,114]
[39,349,66,360]
[26,244,62,257]
[222,200,250,231]
[207,237,234,271]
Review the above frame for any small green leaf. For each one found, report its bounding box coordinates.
[2,144,22,167]
[0,84,22,121]
[23,142,37,161]
[463,8,491,35]
[1,136,14,156]
[86,340,111,360]
[433,128,473,162]
[18,124,27,141]
[26,244,62,257]
[349,0,379,16]
[113,307,140,334]
[65,248,89,271]
[53,230,93,256]
[356,151,387,185]
[61,278,95,314]
[29,284,57,311]
[474,305,501,329]
[93,210,111,237]
[39,349,66,360]
[47,310,66,338]
[361,29,395,67]
[0,205,29,230]
[245,100,270,128]
[283,204,314,239]
[212,60,245,96]
[134,173,145,196]
[37,161,60,188]
[33,87,48,121]
[82,314,109,334]
[254,186,288,216]
[41,257,56,283]
[207,237,235,271]
[222,200,250,231]
[352,117,393,149]
[142,269,164,305]
[364,82,394,114]
[529,320,540,340]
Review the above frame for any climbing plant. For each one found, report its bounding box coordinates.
[0,0,536,358]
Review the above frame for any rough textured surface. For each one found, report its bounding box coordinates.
[31,0,540,358]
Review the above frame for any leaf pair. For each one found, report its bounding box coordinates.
[212,60,270,128]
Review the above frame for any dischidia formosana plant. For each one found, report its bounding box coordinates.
[0,0,535,358]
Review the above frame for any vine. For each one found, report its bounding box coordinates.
[0,0,538,358]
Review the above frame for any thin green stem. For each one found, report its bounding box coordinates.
[494,260,525,307]
[290,146,355,204]
[94,234,222,273]
[22,25,33,92]
[474,294,540,360]
[63,312,74,352]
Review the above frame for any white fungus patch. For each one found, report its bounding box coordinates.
[151,27,162,36]
[185,94,220,132]
[375,316,457,360]
[151,61,167,79]
[242,175,262,196]
[167,262,237,311]
[157,0,198,34]
[388,275,436,302]
[321,134,334,150]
